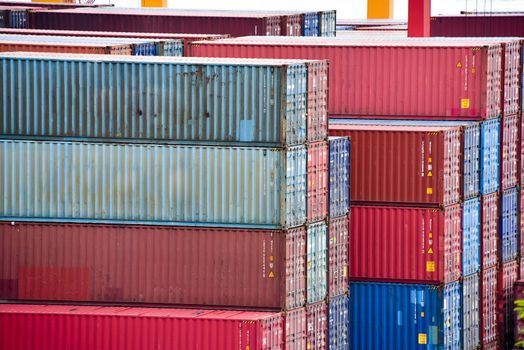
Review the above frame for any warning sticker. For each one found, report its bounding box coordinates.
[418,333,427,345]
[428,247,434,254]
[461,98,470,109]
[426,261,435,272]
[426,188,433,195]
[268,271,275,278]
[456,61,462,68]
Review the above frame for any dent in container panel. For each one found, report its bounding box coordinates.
[0,140,307,228]
[480,118,501,195]
[307,221,327,304]
[500,260,519,350]
[463,198,481,276]
[306,301,327,350]
[481,266,500,347]
[501,114,519,190]
[462,273,480,350]
[307,142,328,222]
[482,193,500,269]
[501,187,519,263]
[284,308,306,350]
[328,137,350,218]
[328,295,348,350]
[0,304,284,350]
[328,215,349,298]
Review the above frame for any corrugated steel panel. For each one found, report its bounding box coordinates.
[318,11,336,37]
[501,187,519,263]
[306,301,327,350]
[328,215,349,298]
[502,114,520,190]
[0,304,284,350]
[350,281,462,349]
[0,41,133,54]
[306,221,327,304]
[302,12,319,36]
[463,273,480,350]
[463,198,481,276]
[0,222,307,309]
[307,142,328,222]
[156,39,184,57]
[481,266,500,346]
[329,124,462,206]
[0,52,318,146]
[430,15,524,37]
[0,139,307,228]
[189,37,503,120]
[482,193,500,269]
[307,60,329,143]
[284,308,306,350]
[351,205,462,284]
[0,1,109,9]
[480,118,501,195]
[327,295,349,350]
[501,260,519,350]
[330,119,480,200]
[328,137,350,217]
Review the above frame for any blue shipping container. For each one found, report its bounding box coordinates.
[480,118,500,195]
[350,281,462,350]
[307,221,328,303]
[328,137,350,217]
[462,273,480,350]
[303,12,319,36]
[501,187,519,262]
[328,294,349,350]
[463,198,481,275]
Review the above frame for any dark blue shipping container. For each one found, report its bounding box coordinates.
[328,137,350,217]
[328,294,349,350]
[501,187,519,263]
[463,198,481,275]
[329,119,480,199]
[462,273,480,350]
[132,41,157,56]
[303,12,319,36]
[480,118,500,195]
[8,9,27,29]
[350,281,461,350]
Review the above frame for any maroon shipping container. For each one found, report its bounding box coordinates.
[515,280,524,346]
[0,41,132,55]
[482,193,500,270]
[189,37,502,120]
[500,260,519,350]
[307,61,329,143]
[431,15,524,37]
[0,1,111,8]
[280,14,302,36]
[0,304,284,350]
[306,301,327,350]
[502,114,520,190]
[328,215,349,297]
[30,8,281,36]
[308,142,328,222]
[284,308,307,350]
[329,124,462,206]
[482,266,500,347]
[351,205,462,284]
[0,222,306,310]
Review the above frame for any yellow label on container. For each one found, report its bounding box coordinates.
[426,261,435,272]
[268,271,275,278]
[269,255,274,262]
[421,312,425,318]
[461,98,470,109]
[418,333,427,345]
[343,266,348,277]
[427,171,433,177]
[428,157,432,163]
[456,61,462,68]
[426,188,433,195]
[428,248,434,254]
[429,233,433,239]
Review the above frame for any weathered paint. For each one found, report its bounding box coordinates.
[328,137,350,218]
[482,193,500,269]
[480,118,501,195]
[328,215,349,298]
[462,273,480,350]
[306,301,328,350]
[501,187,519,263]
[327,295,349,350]
[463,198,481,276]
[481,267,500,346]
[307,142,328,222]
[307,221,327,304]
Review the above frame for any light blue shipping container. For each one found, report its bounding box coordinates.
[303,12,319,36]
[307,221,327,303]
[328,294,349,350]
[463,198,481,275]
[0,139,307,228]
[462,273,480,350]
[0,52,310,146]
[350,281,462,350]
[319,10,336,37]
[328,137,350,217]
[480,118,500,195]
[329,119,480,199]
[501,187,519,263]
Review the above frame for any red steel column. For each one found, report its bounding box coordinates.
[408,0,431,37]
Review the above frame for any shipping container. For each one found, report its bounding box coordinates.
[189,37,502,120]
[330,119,480,199]
[0,139,307,228]
[350,281,462,349]
[308,142,328,222]
[482,193,500,269]
[318,10,336,37]
[307,221,327,304]
[302,12,319,36]
[0,304,284,350]
[0,6,29,29]
[328,137,350,218]
[514,280,524,346]
[482,266,500,346]
[328,295,348,350]
[0,221,306,309]
[0,10,5,28]
[351,205,462,284]
[284,308,307,350]
[463,273,480,350]
[521,190,524,257]
[328,215,349,298]
[431,15,524,37]
[501,114,520,190]
[463,198,481,276]
[329,124,462,206]
[0,41,133,55]
[0,52,327,146]
[0,1,111,9]
[306,60,329,143]
[501,187,519,263]
[501,260,519,350]
[480,118,501,195]
[306,301,327,350]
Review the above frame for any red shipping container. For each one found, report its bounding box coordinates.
[500,260,519,349]
[0,304,284,350]
[308,142,328,222]
[307,61,329,143]
[0,222,306,310]
[522,190,524,260]
[430,15,524,38]
[350,205,462,284]
[0,1,109,8]
[329,124,462,206]
[328,215,349,297]
[500,40,522,117]
[501,114,520,190]
[482,193,500,270]
[306,301,327,350]
[280,14,302,36]
[0,41,132,55]
[284,308,306,350]
[514,280,524,346]
[189,37,502,120]
[482,266,500,347]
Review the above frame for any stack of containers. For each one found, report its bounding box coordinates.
[0,52,349,349]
